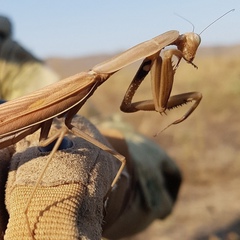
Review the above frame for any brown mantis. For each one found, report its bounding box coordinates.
[1,30,202,169]
[0,30,201,238]
[0,9,234,239]
[0,30,202,172]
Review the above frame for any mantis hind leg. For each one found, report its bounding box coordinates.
[68,124,126,188]
[64,101,126,188]
[24,128,68,239]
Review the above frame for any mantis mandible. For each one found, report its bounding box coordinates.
[0,9,234,238]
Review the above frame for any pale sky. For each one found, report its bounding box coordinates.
[0,0,239,58]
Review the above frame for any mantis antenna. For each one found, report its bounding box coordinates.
[156,9,235,136]
[174,13,195,32]
[199,9,235,35]
[175,9,235,34]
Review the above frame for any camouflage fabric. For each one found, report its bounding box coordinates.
[99,118,182,239]
[1,116,181,239]
[4,116,119,240]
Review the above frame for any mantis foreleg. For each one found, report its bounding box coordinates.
[120,48,202,126]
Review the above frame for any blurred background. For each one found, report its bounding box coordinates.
[1,1,240,239]
[0,1,239,58]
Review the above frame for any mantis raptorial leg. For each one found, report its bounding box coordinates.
[120,47,202,131]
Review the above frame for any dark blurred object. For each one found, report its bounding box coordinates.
[0,16,59,100]
[99,119,182,239]
[0,16,12,39]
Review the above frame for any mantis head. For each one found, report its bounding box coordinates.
[177,32,201,68]
[175,9,234,69]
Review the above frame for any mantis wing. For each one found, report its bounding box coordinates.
[92,30,179,73]
[0,31,179,137]
[0,72,96,136]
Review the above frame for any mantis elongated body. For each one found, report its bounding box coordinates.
[1,30,202,239]
[0,30,201,143]
[0,30,202,186]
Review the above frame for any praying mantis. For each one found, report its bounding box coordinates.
[0,9,234,239]
[0,30,202,183]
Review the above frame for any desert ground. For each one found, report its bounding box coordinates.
[47,44,240,240]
